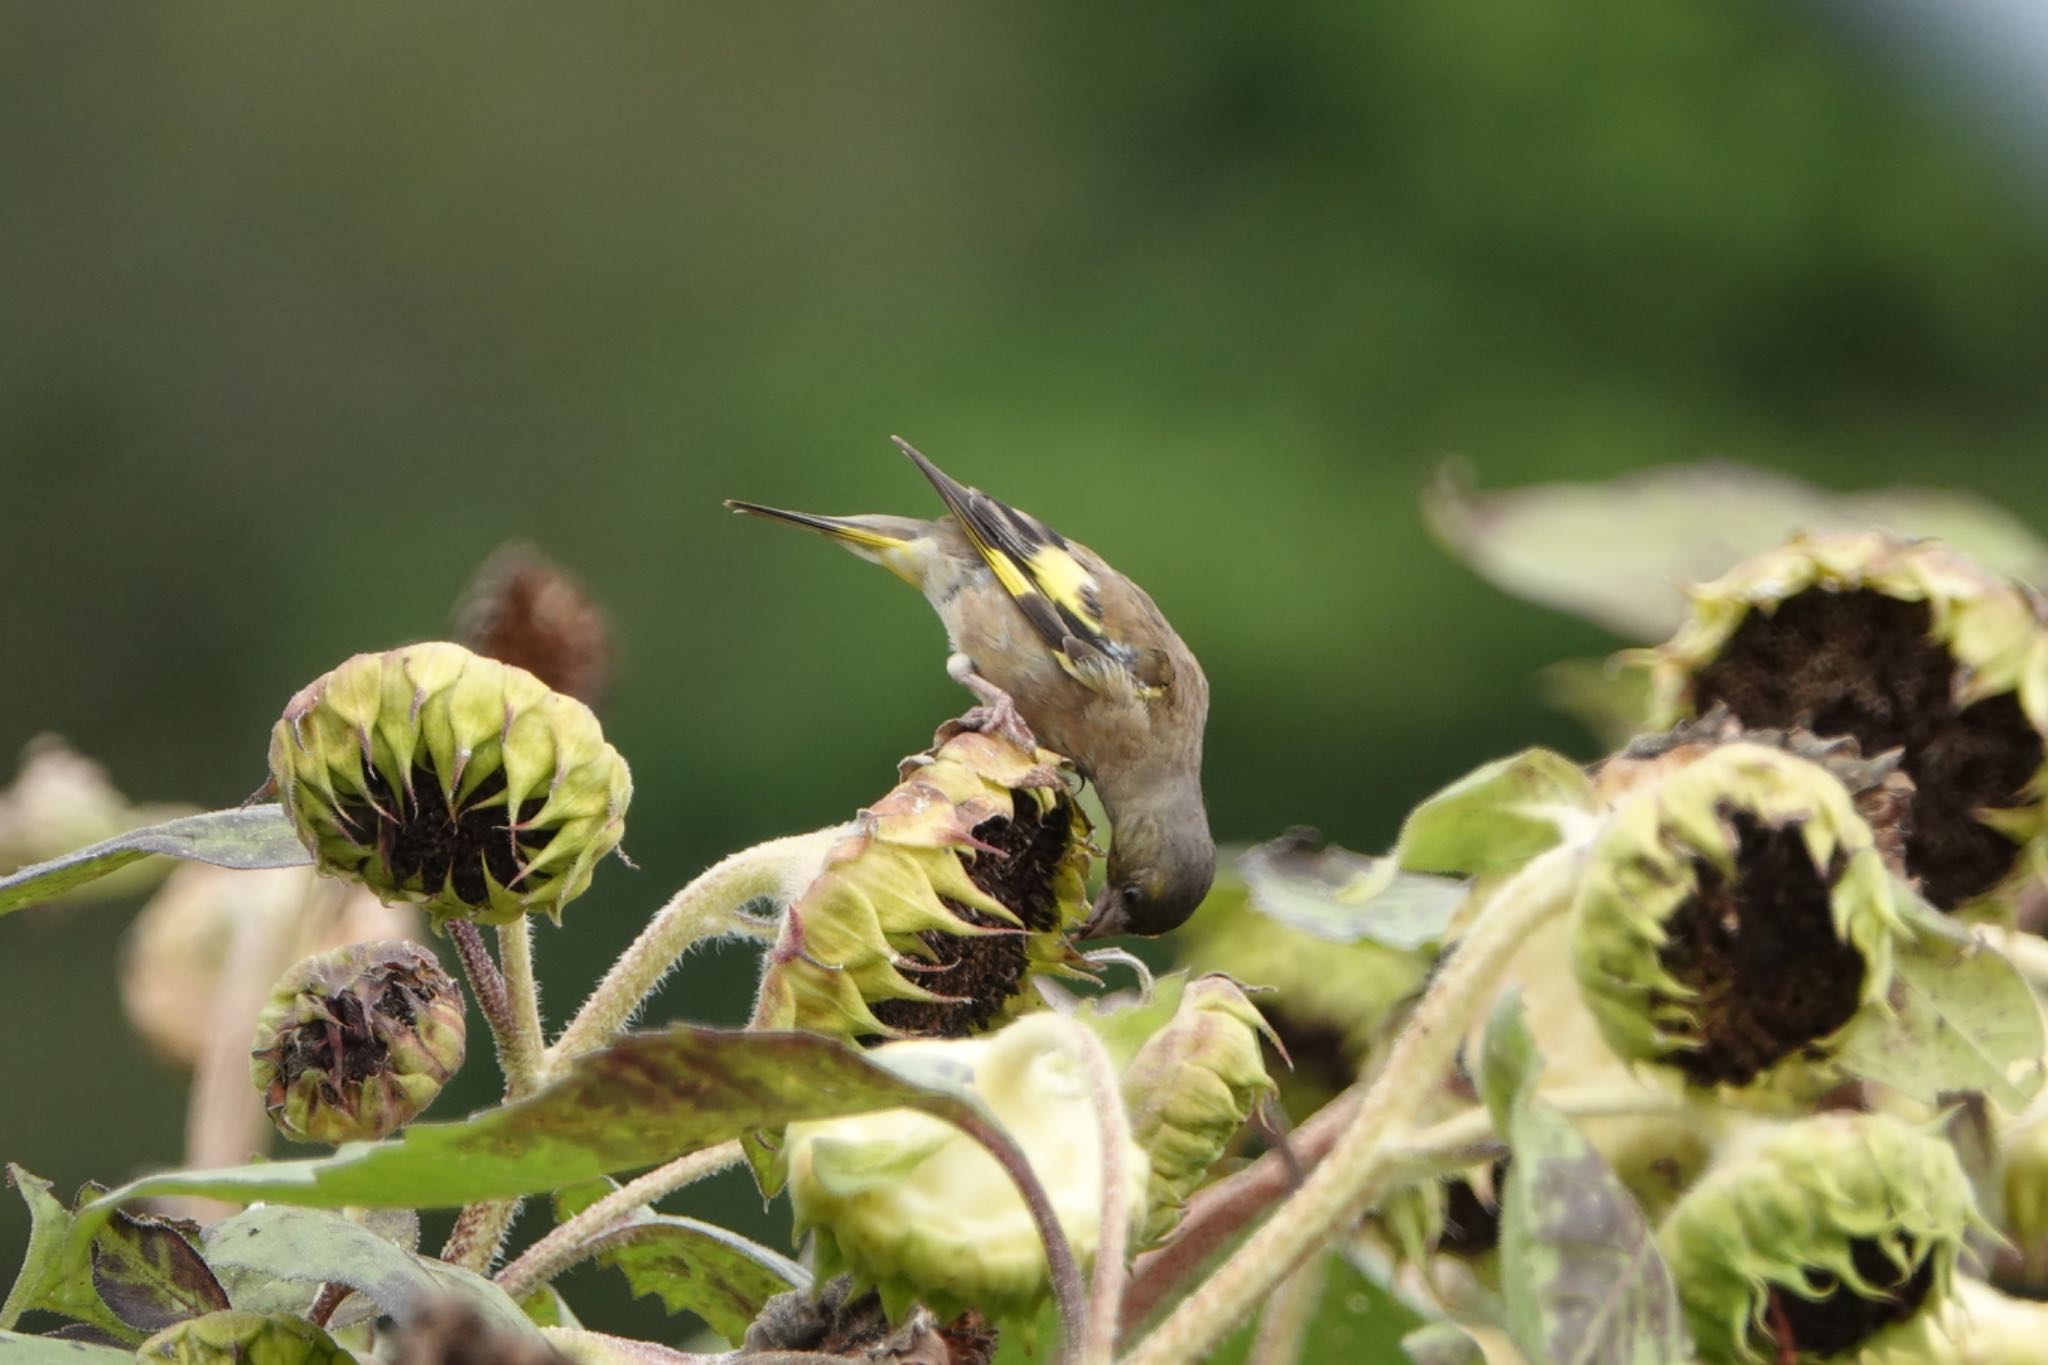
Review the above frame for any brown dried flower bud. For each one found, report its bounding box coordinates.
[250,940,466,1144]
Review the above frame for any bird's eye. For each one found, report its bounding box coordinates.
[1121,884,1143,906]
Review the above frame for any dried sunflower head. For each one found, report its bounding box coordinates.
[1643,531,2048,912]
[751,728,1092,1044]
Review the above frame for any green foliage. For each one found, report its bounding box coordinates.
[1481,998,1692,1365]
[1836,888,2047,1108]
[86,1208,226,1337]
[0,807,307,918]
[202,1208,537,1341]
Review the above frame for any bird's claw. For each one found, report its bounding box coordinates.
[953,695,1038,753]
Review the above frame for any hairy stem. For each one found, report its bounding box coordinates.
[1120,1089,1357,1338]
[1117,843,1583,1365]
[448,919,517,1065]
[443,918,548,1270]
[1246,1255,1326,1365]
[546,826,846,1073]
[1070,1020,1135,1365]
[441,1197,520,1273]
[493,1141,746,1301]
[497,917,546,1099]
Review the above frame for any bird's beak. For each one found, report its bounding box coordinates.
[1078,885,1129,940]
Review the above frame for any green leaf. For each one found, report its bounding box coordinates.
[578,1215,807,1345]
[1486,1002,1692,1365]
[202,1206,538,1341]
[1237,833,1465,951]
[518,1285,580,1330]
[0,1169,128,1342]
[1537,657,1657,750]
[1426,460,2048,640]
[1071,972,1190,1070]
[1395,749,1594,879]
[0,806,308,917]
[87,1208,227,1334]
[1475,995,1540,1133]
[0,1332,133,1362]
[57,1027,1005,1276]
[1836,889,2048,1110]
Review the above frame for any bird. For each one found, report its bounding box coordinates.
[727,437,1214,938]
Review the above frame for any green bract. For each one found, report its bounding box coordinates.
[137,1310,352,1363]
[786,1012,1148,1324]
[249,939,466,1144]
[1119,974,1277,1242]
[1175,868,1428,1116]
[751,728,1092,1043]
[1571,743,1907,1098]
[1658,1112,1975,1363]
[269,642,631,928]
[1643,530,2048,913]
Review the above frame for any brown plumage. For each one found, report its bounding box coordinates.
[728,438,1214,936]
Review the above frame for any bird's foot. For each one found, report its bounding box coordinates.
[936,698,1039,754]
[940,656,1040,752]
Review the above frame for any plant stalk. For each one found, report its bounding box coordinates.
[497,917,547,1099]
[1070,1019,1135,1365]
[494,1141,747,1301]
[1116,842,1583,1365]
[546,826,846,1074]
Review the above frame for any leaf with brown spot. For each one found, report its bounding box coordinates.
[1,1168,132,1343]
[578,1215,807,1345]
[1481,999,1692,1365]
[88,1208,227,1334]
[58,1027,1005,1276]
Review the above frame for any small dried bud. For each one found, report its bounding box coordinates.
[268,643,631,928]
[122,863,417,1068]
[752,727,1092,1044]
[1118,975,1277,1241]
[136,1310,351,1363]
[454,541,611,707]
[1645,531,2048,912]
[1570,744,1907,1097]
[1173,864,1428,1118]
[250,940,465,1144]
[1659,1112,1977,1363]
[786,1013,1149,1324]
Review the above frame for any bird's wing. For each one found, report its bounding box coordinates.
[896,438,1163,700]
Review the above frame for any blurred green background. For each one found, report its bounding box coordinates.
[7,0,2048,1351]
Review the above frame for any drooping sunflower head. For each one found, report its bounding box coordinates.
[751,729,1093,1044]
[1645,531,2048,913]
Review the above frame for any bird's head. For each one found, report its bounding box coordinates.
[1081,785,1216,939]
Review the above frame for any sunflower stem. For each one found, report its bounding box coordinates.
[1068,1019,1135,1365]
[496,917,546,1100]
[546,826,847,1075]
[493,1140,747,1300]
[1116,841,1584,1365]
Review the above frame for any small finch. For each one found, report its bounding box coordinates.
[729,438,1214,937]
